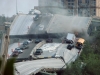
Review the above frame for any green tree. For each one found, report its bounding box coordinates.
[83,53,100,75]
[63,40,100,75]
[63,60,83,75]
[0,58,15,75]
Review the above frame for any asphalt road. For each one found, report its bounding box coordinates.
[10,15,34,35]
[10,38,62,60]
[17,41,36,59]
[15,58,65,75]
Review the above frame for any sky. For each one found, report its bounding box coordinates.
[0,0,38,17]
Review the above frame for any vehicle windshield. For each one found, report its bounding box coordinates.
[23,45,26,47]
[36,51,41,53]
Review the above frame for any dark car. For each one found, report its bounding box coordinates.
[29,39,32,41]
[66,39,73,44]
[35,49,43,55]
[67,44,74,50]
[34,14,39,21]
[35,39,41,43]
[20,45,29,50]
[46,38,53,43]
[12,51,19,57]
[22,41,29,45]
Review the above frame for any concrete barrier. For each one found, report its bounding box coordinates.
[30,40,46,58]
[35,56,55,59]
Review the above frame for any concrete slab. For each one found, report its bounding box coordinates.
[46,14,92,34]
[40,43,61,52]
[14,42,80,75]
[10,15,35,35]
[15,58,65,75]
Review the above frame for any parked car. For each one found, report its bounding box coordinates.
[35,49,43,55]
[46,38,53,43]
[15,48,23,53]
[12,51,19,57]
[67,44,74,50]
[35,39,42,43]
[20,45,29,50]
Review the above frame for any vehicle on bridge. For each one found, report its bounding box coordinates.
[20,45,29,50]
[22,40,31,45]
[34,14,40,21]
[15,48,23,53]
[35,39,42,43]
[66,33,76,44]
[67,44,74,50]
[35,49,43,55]
[46,38,53,43]
[12,51,19,57]
[29,9,41,15]
[75,38,85,50]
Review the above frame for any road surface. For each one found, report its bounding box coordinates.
[15,58,65,75]
[28,14,53,34]
[10,15,35,35]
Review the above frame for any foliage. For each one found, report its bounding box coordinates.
[0,58,15,75]
[83,53,100,75]
[63,60,83,75]
[0,58,2,70]
[63,34,100,75]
